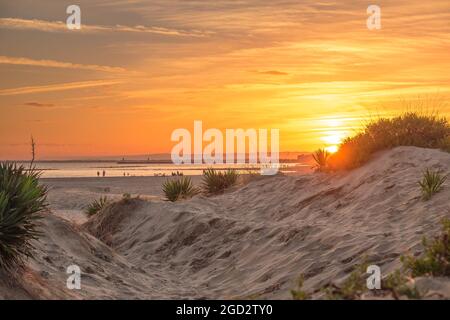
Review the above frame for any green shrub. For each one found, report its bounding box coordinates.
[329,112,450,170]
[85,196,109,216]
[0,163,47,272]
[382,270,421,299]
[312,148,330,172]
[289,219,450,299]
[202,169,238,194]
[418,168,447,200]
[323,262,368,300]
[122,193,132,202]
[439,136,450,152]
[401,218,450,277]
[291,275,310,300]
[162,176,198,202]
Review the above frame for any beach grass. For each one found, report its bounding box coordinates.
[418,168,447,201]
[85,196,109,216]
[202,169,238,194]
[402,218,450,277]
[290,275,310,300]
[328,112,450,170]
[312,148,330,172]
[0,163,47,272]
[163,176,198,202]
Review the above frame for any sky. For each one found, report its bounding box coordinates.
[0,0,449,159]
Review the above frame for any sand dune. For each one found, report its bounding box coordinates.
[1,146,449,299]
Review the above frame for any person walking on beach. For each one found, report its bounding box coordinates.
[102,170,106,177]
[97,171,100,177]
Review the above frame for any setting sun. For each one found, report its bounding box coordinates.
[325,145,339,153]
[320,130,347,154]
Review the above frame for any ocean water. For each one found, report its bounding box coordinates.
[11,161,303,178]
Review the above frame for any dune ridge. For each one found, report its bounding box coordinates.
[1,146,449,299]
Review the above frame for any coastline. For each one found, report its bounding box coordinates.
[2,146,448,299]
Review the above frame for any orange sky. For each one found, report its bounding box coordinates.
[1,0,449,159]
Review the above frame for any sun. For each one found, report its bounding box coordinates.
[325,145,339,153]
[321,130,345,153]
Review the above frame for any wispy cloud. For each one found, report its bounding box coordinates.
[24,102,55,108]
[255,70,289,76]
[0,18,209,37]
[0,79,123,96]
[0,55,127,73]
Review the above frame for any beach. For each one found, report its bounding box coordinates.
[41,176,204,224]
[1,146,449,299]
[41,165,312,225]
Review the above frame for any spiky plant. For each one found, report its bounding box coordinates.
[202,169,238,194]
[223,169,239,187]
[85,196,109,216]
[418,168,447,200]
[0,163,47,272]
[162,176,198,202]
[312,148,330,172]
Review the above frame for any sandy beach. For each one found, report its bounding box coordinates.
[41,176,204,225]
[1,146,449,299]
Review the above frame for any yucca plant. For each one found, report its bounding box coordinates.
[418,168,447,200]
[0,162,47,272]
[312,148,330,172]
[202,169,238,194]
[85,196,109,216]
[162,176,198,202]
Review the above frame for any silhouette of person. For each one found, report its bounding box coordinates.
[97,171,100,177]
[102,170,106,177]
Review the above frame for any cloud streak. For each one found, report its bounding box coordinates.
[0,79,123,96]
[0,18,209,37]
[24,102,55,108]
[255,70,289,76]
[0,56,127,73]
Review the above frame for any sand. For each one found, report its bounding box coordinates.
[41,176,204,225]
[1,146,449,299]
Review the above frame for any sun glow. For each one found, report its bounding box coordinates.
[325,145,339,153]
[320,129,347,154]
[321,131,344,145]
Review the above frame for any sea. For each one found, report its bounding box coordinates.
[10,161,305,178]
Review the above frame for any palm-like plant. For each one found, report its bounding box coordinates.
[312,148,330,172]
[0,163,47,272]
[419,168,447,200]
[202,169,238,194]
[85,196,109,216]
[162,176,198,202]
